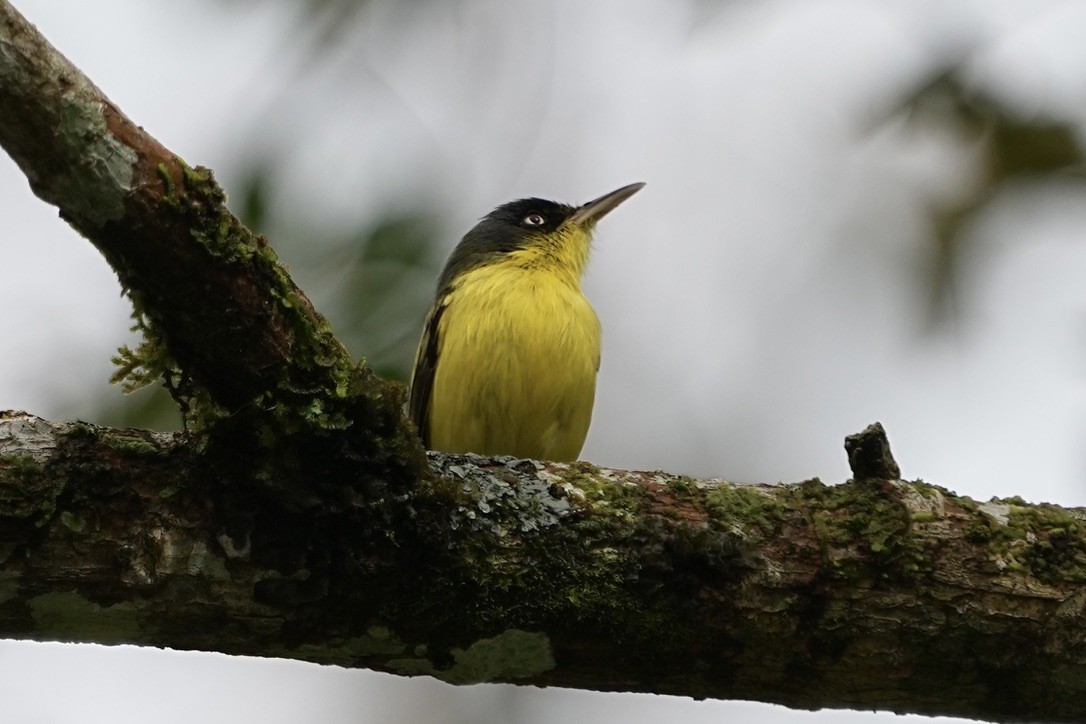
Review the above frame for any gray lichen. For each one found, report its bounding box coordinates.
[0,412,64,463]
[436,454,571,535]
[52,94,137,227]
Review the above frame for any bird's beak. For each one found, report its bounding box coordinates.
[566,182,646,229]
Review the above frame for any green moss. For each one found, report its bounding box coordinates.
[59,511,87,533]
[64,422,99,441]
[786,479,933,581]
[956,496,979,511]
[105,153,425,491]
[964,519,993,543]
[0,574,18,605]
[155,480,185,499]
[135,159,376,441]
[104,434,161,458]
[289,626,408,666]
[704,484,786,539]
[565,464,653,516]
[666,476,699,497]
[0,453,44,480]
[955,496,1086,584]
[912,480,953,500]
[441,629,554,683]
[1005,505,1086,584]
[156,162,177,204]
[389,630,556,684]
[0,453,62,526]
[386,656,436,677]
[29,591,142,642]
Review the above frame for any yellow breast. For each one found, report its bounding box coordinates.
[427,259,601,461]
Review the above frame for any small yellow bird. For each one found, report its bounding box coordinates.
[409,182,644,461]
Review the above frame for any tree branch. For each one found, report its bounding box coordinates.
[1,413,1085,722]
[0,0,312,408]
[3,3,1086,722]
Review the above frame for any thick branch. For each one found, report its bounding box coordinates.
[2,412,1085,722]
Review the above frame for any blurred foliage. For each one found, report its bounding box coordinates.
[95,11,1086,433]
[99,385,183,431]
[334,215,443,382]
[221,0,368,52]
[229,163,445,386]
[897,67,1086,327]
[237,160,272,236]
[217,0,444,67]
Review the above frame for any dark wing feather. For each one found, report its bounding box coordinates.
[408,295,449,448]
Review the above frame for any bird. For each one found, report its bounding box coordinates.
[408,182,645,462]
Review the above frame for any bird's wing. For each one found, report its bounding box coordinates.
[408,293,449,448]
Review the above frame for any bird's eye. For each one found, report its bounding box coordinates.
[523,213,545,227]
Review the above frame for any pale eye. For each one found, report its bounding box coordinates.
[523,213,545,226]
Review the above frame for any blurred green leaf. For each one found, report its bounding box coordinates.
[895,66,1086,328]
[98,385,183,432]
[236,163,272,235]
[229,163,446,382]
[337,214,444,383]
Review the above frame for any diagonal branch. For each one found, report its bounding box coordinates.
[0,0,423,503]
[0,1,401,425]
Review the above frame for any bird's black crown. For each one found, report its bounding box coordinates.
[434,197,577,291]
[484,198,577,235]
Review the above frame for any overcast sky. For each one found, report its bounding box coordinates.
[2,0,1085,722]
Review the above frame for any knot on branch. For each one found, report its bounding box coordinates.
[844,422,900,482]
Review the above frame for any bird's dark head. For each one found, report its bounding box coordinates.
[437,183,645,291]
[484,197,578,238]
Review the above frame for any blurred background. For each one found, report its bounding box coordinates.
[2,0,1085,722]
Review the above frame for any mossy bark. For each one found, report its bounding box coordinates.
[2,413,1086,722]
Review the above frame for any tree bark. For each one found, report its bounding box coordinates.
[1,413,1085,722]
[2,2,1086,722]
